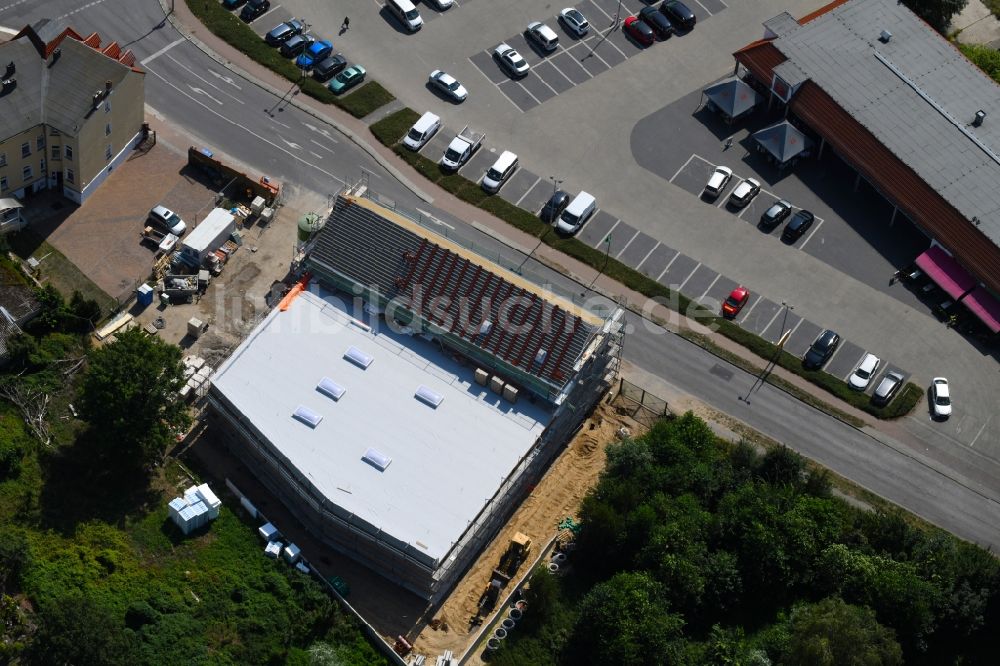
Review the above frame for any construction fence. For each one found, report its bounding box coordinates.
[613,377,670,428]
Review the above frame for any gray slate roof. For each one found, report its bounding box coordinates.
[771,0,1000,246]
[0,29,132,140]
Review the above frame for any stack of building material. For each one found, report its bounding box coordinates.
[180,355,213,401]
[167,483,222,535]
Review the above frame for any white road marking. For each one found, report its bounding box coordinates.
[416,209,455,230]
[545,58,577,88]
[636,243,660,272]
[277,135,301,150]
[168,55,245,104]
[57,0,107,20]
[969,414,993,448]
[256,4,283,23]
[614,229,640,259]
[301,121,340,143]
[761,306,785,340]
[208,69,243,90]
[144,68,346,186]
[187,85,223,105]
[309,150,323,159]
[799,216,825,249]
[657,250,681,282]
[0,1,33,17]
[677,262,701,291]
[514,175,541,206]
[691,0,713,16]
[735,294,761,324]
[140,37,186,66]
[310,138,336,155]
[269,117,291,129]
[593,218,620,248]
[822,339,846,369]
[699,274,720,300]
[668,154,697,183]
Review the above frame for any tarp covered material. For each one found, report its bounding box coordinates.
[703,78,761,120]
[0,198,23,210]
[915,245,977,300]
[752,120,813,165]
[961,286,1000,334]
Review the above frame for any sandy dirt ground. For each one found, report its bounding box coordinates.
[410,396,647,663]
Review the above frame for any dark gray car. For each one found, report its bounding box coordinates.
[313,54,347,82]
[872,371,904,405]
[803,329,840,370]
[265,19,304,46]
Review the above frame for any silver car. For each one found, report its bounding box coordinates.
[493,43,530,78]
[149,205,187,236]
[428,70,468,102]
[872,371,904,406]
[559,7,590,36]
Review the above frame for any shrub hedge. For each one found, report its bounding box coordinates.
[184,0,394,118]
[371,112,921,421]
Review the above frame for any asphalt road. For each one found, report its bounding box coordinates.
[4,1,1000,549]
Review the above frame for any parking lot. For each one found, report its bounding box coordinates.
[469,0,728,111]
[408,119,914,403]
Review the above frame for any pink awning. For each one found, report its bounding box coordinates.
[961,287,1000,334]
[914,246,977,300]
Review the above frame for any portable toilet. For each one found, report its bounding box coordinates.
[136,283,154,307]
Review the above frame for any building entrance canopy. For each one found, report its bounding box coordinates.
[914,245,977,300]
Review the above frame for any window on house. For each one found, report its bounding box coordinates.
[105,123,112,136]
[0,177,7,191]
[40,159,45,173]
[21,143,30,158]
[64,145,73,160]
[22,165,32,181]
[51,145,60,159]
[50,129,60,136]
[105,144,113,160]
[105,101,111,113]
[65,169,74,184]
[0,153,6,167]
[36,136,44,150]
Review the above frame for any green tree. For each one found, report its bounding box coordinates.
[901,0,968,33]
[79,328,190,468]
[567,571,686,665]
[28,594,135,666]
[781,596,903,666]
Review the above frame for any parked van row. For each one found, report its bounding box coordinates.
[402,112,596,236]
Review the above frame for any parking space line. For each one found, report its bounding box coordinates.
[690,153,715,168]
[761,306,784,339]
[823,341,846,369]
[657,251,680,281]
[257,4,283,23]
[843,350,869,381]
[668,154,697,183]
[677,262,701,291]
[699,274,720,300]
[799,217,825,250]
[970,414,993,448]
[691,0,712,16]
[545,57,579,87]
[637,243,660,271]
[594,219,621,248]
[587,1,615,22]
[784,318,803,343]
[614,229,641,259]
[515,175,541,206]
[569,40,613,69]
[735,295,761,324]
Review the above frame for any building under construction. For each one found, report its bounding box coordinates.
[209,192,623,600]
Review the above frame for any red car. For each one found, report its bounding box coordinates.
[623,16,655,47]
[722,286,750,318]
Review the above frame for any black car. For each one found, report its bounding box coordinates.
[240,0,270,22]
[639,6,674,39]
[313,54,348,82]
[540,190,570,223]
[781,210,815,242]
[279,34,315,58]
[760,199,792,230]
[803,329,840,370]
[660,0,696,31]
[265,19,304,46]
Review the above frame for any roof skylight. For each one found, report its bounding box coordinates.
[344,346,373,369]
[316,377,346,400]
[293,405,323,428]
[415,385,444,408]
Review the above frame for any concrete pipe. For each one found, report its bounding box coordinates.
[548,562,560,573]
[502,618,516,631]
[509,608,523,622]
[486,638,501,652]
[553,552,567,563]
[495,627,508,640]
[515,600,528,612]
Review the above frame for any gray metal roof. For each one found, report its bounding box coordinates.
[703,78,761,119]
[0,32,132,139]
[753,120,813,164]
[771,0,1000,245]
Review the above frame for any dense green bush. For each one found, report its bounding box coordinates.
[495,414,1000,665]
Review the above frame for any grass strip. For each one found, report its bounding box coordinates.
[372,111,921,421]
[184,0,394,118]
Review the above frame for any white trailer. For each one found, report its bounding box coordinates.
[180,208,236,266]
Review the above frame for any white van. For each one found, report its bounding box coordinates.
[556,192,596,234]
[387,0,423,32]
[482,151,518,193]
[402,111,441,151]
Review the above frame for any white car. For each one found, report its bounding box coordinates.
[930,377,952,419]
[428,70,468,102]
[493,43,530,78]
[149,204,187,236]
[704,166,733,197]
[559,7,590,36]
[426,0,453,8]
[848,353,881,390]
[728,177,761,207]
[526,21,560,52]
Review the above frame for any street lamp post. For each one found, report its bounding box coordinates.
[517,176,562,273]
[741,300,793,405]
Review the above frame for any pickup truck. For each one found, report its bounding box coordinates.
[140,226,179,255]
[440,125,485,171]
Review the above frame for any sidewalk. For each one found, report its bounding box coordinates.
[951,0,1000,47]
[159,2,910,445]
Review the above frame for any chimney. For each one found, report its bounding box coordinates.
[105,80,112,94]
[879,29,892,43]
[973,110,986,127]
[3,62,13,79]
